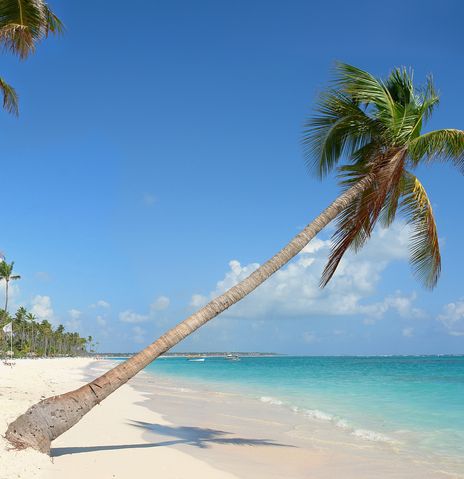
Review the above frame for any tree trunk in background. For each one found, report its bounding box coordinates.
[6,177,371,454]
[4,280,9,315]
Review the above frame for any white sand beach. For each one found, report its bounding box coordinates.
[0,359,238,479]
[1,359,462,479]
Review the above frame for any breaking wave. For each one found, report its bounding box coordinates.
[259,395,396,444]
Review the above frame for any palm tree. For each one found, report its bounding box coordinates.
[87,335,93,354]
[0,0,63,114]
[0,259,21,317]
[6,63,464,453]
[25,312,37,353]
[14,306,27,350]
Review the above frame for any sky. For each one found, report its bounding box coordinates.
[1,0,464,354]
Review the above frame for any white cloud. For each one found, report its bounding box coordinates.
[119,310,149,323]
[301,238,330,254]
[360,292,424,322]
[96,315,107,327]
[66,317,82,332]
[30,295,55,324]
[0,280,20,311]
[68,309,82,320]
[402,327,414,337]
[132,326,146,343]
[437,301,464,336]
[90,300,110,309]
[151,295,170,311]
[302,331,317,344]
[190,223,413,320]
[190,294,208,308]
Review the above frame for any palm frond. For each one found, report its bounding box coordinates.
[400,172,441,288]
[320,148,407,287]
[42,4,63,35]
[302,89,379,178]
[409,129,464,172]
[0,0,64,59]
[0,76,18,115]
[408,76,439,141]
[302,63,451,290]
[419,75,439,121]
[379,172,406,227]
[384,67,415,106]
[333,63,396,122]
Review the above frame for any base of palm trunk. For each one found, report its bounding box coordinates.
[5,391,95,454]
[5,404,53,454]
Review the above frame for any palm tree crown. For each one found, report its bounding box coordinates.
[0,258,21,315]
[0,260,21,281]
[0,0,63,59]
[0,0,63,115]
[303,63,464,289]
[0,259,21,282]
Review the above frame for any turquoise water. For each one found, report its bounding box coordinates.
[139,355,464,466]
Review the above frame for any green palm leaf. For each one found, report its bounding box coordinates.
[400,172,441,288]
[409,129,464,172]
[320,148,407,287]
[302,63,460,289]
[303,89,380,178]
[0,76,18,115]
[0,0,63,59]
[333,63,395,119]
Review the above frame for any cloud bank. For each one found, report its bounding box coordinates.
[190,223,418,321]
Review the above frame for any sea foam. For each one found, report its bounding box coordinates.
[259,395,395,444]
[351,428,395,443]
[260,396,284,406]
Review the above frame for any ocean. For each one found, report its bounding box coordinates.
[138,355,464,470]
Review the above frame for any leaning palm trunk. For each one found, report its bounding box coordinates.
[6,177,371,453]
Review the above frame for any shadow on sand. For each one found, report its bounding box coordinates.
[51,420,295,457]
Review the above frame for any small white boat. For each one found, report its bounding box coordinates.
[225,354,240,361]
[188,358,205,362]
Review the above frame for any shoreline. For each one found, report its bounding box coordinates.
[1,358,463,478]
[130,369,463,479]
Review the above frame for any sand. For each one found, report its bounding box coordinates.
[128,372,463,479]
[1,358,462,479]
[0,359,237,479]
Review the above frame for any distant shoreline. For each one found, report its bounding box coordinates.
[96,352,464,358]
[99,352,283,358]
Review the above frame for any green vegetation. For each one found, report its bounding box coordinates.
[0,0,63,115]
[0,256,89,357]
[303,63,464,288]
[0,305,89,357]
[0,258,20,315]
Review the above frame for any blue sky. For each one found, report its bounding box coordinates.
[1,0,463,354]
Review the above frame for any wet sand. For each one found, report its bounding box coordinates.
[129,371,463,479]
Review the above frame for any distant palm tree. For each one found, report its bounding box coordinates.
[6,64,464,453]
[0,0,63,114]
[0,259,20,317]
[25,312,37,353]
